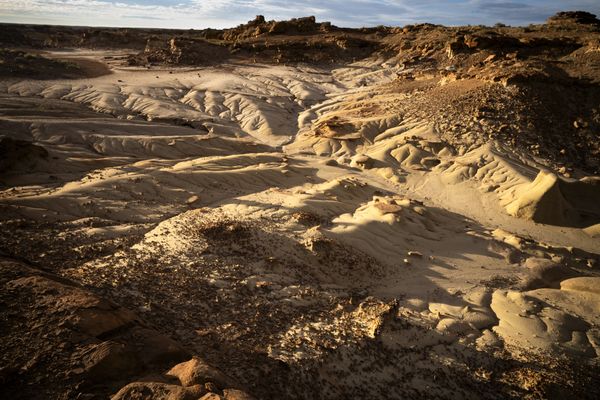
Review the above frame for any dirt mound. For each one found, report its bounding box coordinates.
[231,34,380,64]
[0,49,93,79]
[0,24,186,50]
[138,37,230,65]
[506,170,600,228]
[78,28,149,49]
[365,17,600,175]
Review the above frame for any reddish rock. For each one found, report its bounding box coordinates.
[166,357,237,390]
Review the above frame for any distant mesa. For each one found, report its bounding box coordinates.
[224,15,334,40]
[133,15,380,66]
[547,11,600,26]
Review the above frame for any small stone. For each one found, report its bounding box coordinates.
[351,154,374,169]
[200,394,224,400]
[186,195,200,205]
[205,382,220,393]
[223,389,256,400]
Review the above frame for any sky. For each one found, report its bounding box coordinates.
[1,0,599,29]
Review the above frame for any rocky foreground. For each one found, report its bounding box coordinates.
[1,11,600,400]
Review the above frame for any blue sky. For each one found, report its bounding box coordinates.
[1,1,599,29]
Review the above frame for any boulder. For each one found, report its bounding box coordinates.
[166,357,237,390]
[506,171,600,228]
[560,277,600,294]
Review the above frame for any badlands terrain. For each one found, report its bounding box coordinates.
[1,11,600,400]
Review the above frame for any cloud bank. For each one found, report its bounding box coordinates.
[1,0,599,29]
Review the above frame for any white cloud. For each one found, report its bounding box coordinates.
[0,0,599,28]
[0,0,234,28]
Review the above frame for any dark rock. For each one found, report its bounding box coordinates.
[0,259,197,399]
[82,341,139,382]
[130,327,189,366]
[0,136,48,172]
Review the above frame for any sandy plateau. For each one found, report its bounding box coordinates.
[1,13,600,400]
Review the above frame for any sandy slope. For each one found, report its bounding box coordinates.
[1,51,599,399]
